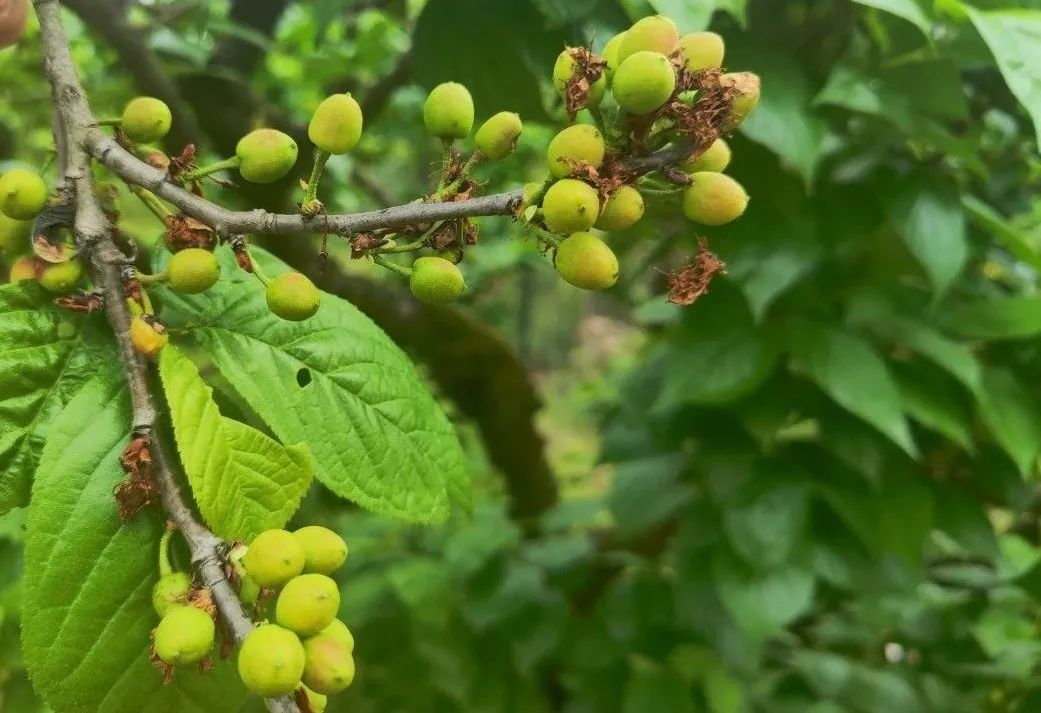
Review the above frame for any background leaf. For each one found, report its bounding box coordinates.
[888,175,967,298]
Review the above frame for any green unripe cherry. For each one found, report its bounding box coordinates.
[39,259,83,293]
[302,634,356,695]
[276,573,340,637]
[423,82,474,140]
[167,247,220,294]
[238,624,306,697]
[154,605,215,666]
[302,686,328,713]
[594,185,644,231]
[0,168,47,220]
[236,129,299,184]
[308,93,363,155]
[552,51,606,106]
[616,15,679,63]
[681,138,731,174]
[243,528,306,589]
[542,179,599,234]
[678,32,725,72]
[152,572,192,617]
[409,256,465,304]
[682,172,748,225]
[721,72,761,129]
[121,97,173,143]
[612,51,676,115]
[9,255,36,282]
[312,619,355,654]
[266,272,321,321]
[474,111,523,160]
[546,124,605,178]
[601,31,626,83]
[0,212,29,252]
[554,232,619,290]
[293,526,348,575]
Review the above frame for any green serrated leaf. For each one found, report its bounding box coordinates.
[22,377,245,713]
[0,282,121,513]
[158,345,313,541]
[159,247,467,524]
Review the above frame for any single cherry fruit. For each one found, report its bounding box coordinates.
[121,97,173,144]
[238,624,306,697]
[612,51,676,116]
[130,317,169,358]
[0,0,29,49]
[266,272,320,321]
[682,172,749,225]
[601,31,627,83]
[243,528,306,589]
[679,32,725,72]
[423,82,474,140]
[409,256,465,305]
[0,212,29,253]
[546,124,605,178]
[302,633,356,695]
[39,260,83,293]
[311,619,354,654]
[552,51,606,106]
[309,93,364,155]
[616,15,679,63]
[474,111,523,160]
[681,138,731,174]
[275,573,341,637]
[0,168,47,220]
[554,232,619,290]
[541,179,599,234]
[301,685,328,713]
[167,247,220,294]
[594,185,644,231]
[152,572,192,617]
[721,72,761,129]
[154,605,215,666]
[293,526,348,575]
[8,255,36,282]
[236,129,299,184]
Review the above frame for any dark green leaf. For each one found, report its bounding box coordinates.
[888,176,967,298]
[722,470,809,569]
[977,368,1041,476]
[851,0,931,35]
[712,547,815,638]
[608,454,690,536]
[944,296,1041,340]
[623,661,699,713]
[648,0,747,30]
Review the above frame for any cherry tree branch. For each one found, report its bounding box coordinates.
[33,2,297,711]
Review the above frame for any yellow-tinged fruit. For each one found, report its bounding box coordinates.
[167,247,220,294]
[152,572,192,617]
[302,686,328,713]
[238,624,306,697]
[121,97,172,143]
[235,129,299,184]
[542,179,600,234]
[8,255,35,282]
[0,212,29,252]
[308,93,363,155]
[682,172,749,225]
[0,168,47,220]
[554,232,618,290]
[39,260,83,293]
[552,51,606,106]
[475,111,523,159]
[302,634,356,695]
[612,51,676,115]
[423,82,474,140]
[602,31,626,82]
[409,256,465,304]
[617,15,679,62]
[681,139,731,173]
[154,605,215,666]
[276,574,340,637]
[293,526,348,575]
[130,317,168,358]
[311,619,355,654]
[546,124,605,178]
[678,32,725,71]
[721,72,761,129]
[243,529,306,588]
[266,272,320,321]
[594,185,644,231]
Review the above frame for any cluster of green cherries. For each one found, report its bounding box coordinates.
[150,525,353,711]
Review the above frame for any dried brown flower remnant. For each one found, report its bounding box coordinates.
[115,433,159,521]
[667,237,726,306]
[166,213,216,252]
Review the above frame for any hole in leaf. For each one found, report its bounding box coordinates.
[296,368,312,387]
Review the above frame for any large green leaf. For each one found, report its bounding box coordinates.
[722,472,809,570]
[978,368,1041,476]
[943,296,1041,340]
[712,547,815,638]
[965,7,1041,147]
[888,175,967,299]
[0,283,120,513]
[160,248,467,524]
[851,0,931,35]
[648,0,747,30]
[789,324,916,456]
[158,345,313,541]
[22,377,244,713]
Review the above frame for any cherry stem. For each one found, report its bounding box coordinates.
[137,270,168,285]
[158,525,175,578]
[302,149,330,208]
[181,156,240,183]
[372,253,413,278]
[131,186,173,224]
